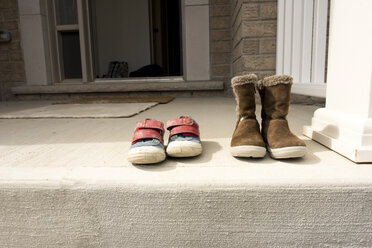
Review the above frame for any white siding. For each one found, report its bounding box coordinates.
[277,0,328,97]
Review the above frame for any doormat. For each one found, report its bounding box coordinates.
[54,97,175,105]
[0,102,158,119]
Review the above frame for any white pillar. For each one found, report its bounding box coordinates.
[303,0,372,163]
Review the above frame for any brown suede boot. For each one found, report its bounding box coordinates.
[258,75,306,159]
[230,74,266,158]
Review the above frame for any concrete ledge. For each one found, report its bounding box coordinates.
[1,183,372,247]
[12,80,224,95]
[1,98,372,246]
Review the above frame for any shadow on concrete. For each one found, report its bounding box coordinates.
[133,141,223,171]
[166,141,223,165]
[276,139,322,165]
[232,139,322,166]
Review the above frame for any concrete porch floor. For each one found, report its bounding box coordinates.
[1,97,372,247]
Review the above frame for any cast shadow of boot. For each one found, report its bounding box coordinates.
[266,139,322,165]
[133,141,222,171]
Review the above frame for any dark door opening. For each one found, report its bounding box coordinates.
[151,0,183,77]
[91,0,182,79]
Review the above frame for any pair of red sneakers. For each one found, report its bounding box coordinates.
[127,116,202,164]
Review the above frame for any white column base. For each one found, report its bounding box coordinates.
[303,108,372,163]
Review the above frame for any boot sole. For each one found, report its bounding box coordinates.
[230,145,266,158]
[268,146,307,159]
[166,141,202,157]
[127,146,166,164]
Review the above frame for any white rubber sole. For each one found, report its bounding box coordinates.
[166,141,202,157]
[127,146,166,164]
[268,146,307,159]
[230,145,266,158]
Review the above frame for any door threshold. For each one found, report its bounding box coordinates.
[12,80,224,95]
[93,76,184,84]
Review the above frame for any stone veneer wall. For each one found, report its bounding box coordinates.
[0,0,25,101]
[231,0,277,80]
[230,0,325,105]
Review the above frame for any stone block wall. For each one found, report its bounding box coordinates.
[231,0,277,80]
[209,0,232,95]
[0,0,25,101]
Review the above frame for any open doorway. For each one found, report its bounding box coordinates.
[91,0,183,79]
[150,0,183,77]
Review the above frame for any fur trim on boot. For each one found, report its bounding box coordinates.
[257,75,293,89]
[231,74,257,87]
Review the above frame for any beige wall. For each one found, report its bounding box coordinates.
[184,1,210,81]
[94,0,151,76]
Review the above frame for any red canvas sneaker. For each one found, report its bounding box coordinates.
[166,116,202,157]
[127,119,166,164]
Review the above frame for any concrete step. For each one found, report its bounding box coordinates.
[0,97,371,247]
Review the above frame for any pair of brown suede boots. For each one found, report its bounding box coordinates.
[230,74,306,159]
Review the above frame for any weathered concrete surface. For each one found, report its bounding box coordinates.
[0,97,372,247]
[0,101,157,118]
